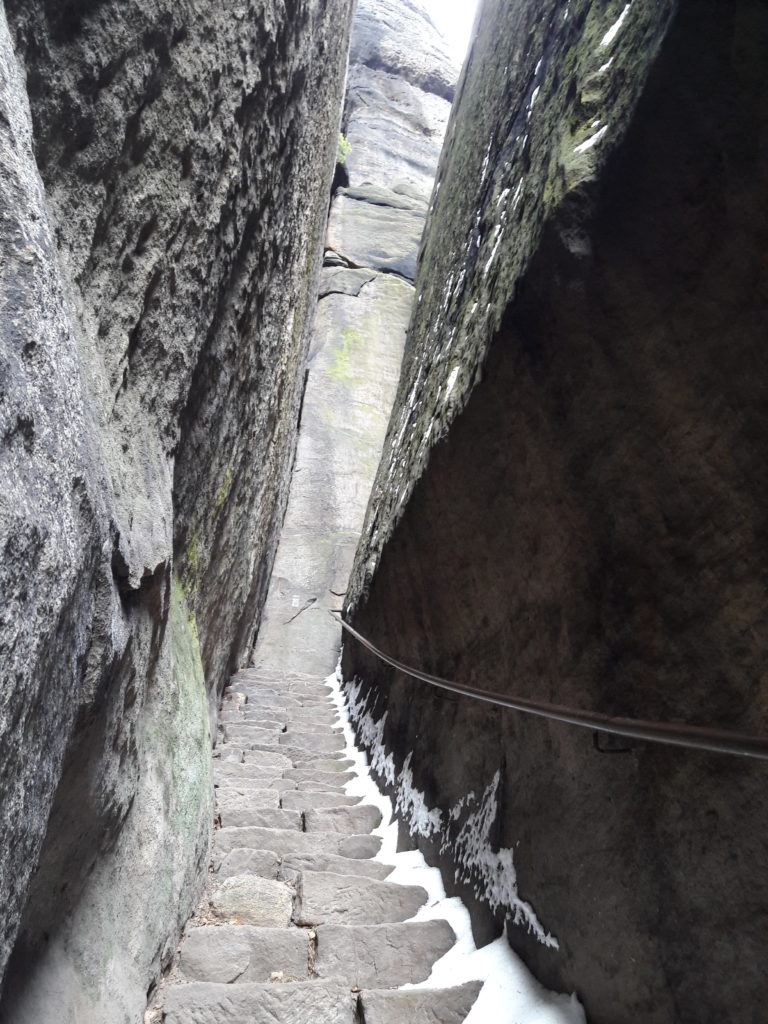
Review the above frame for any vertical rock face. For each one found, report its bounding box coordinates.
[344,1,768,1022]
[0,0,352,1020]
[252,0,456,676]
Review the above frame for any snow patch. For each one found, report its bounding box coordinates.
[600,3,632,47]
[327,668,586,1024]
[574,124,609,154]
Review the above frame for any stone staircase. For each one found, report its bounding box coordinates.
[155,667,482,1023]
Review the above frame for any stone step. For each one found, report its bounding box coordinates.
[218,804,303,830]
[281,708,340,723]
[244,743,348,766]
[215,775,297,793]
[215,788,280,811]
[217,750,294,773]
[285,769,354,787]
[281,721,343,735]
[162,980,356,1024]
[217,848,280,880]
[180,924,311,983]
[304,804,382,835]
[223,725,285,748]
[295,870,426,926]
[280,852,393,882]
[215,826,381,860]
[210,874,294,927]
[217,744,246,763]
[359,982,483,1023]
[280,731,346,753]
[314,920,456,988]
[281,791,361,811]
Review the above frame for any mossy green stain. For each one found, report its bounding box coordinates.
[214,466,233,513]
[328,326,364,383]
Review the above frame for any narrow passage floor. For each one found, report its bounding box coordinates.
[155,666,483,1023]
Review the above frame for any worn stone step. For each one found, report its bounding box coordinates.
[180,924,311,983]
[210,874,294,926]
[238,693,304,711]
[280,852,393,882]
[217,848,280,880]
[304,804,382,835]
[315,920,456,988]
[218,804,303,830]
[281,791,361,811]
[359,983,483,1023]
[217,750,294,773]
[303,758,354,773]
[223,725,285,748]
[215,774,297,793]
[248,746,350,768]
[217,744,245,763]
[282,721,343,736]
[295,870,426,926]
[215,826,381,860]
[162,980,356,1024]
[280,730,345,753]
[281,707,340,724]
[216,789,280,812]
[285,769,354,787]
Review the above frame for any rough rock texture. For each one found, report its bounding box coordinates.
[0,0,352,1018]
[251,0,455,679]
[163,980,357,1024]
[344,1,768,1022]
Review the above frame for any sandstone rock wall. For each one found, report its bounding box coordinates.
[343,1,768,1021]
[252,0,456,678]
[0,0,352,1019]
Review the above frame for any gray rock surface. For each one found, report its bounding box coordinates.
[163,981,356,1024]
[281,853,394,883]
[217,849,280,882]
[180,925,310,984]
[210,875,293,928]
[281,791,361,811]
[316,921,456,987]
[360,982,483,1024]
[218,805,302,831]
[296,871,426,926]
[0,0,353,1019]
[215,826,380,860]
[304,804,383,835]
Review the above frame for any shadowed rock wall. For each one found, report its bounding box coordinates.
[0,0,352,1019]
[343,1,768,1021]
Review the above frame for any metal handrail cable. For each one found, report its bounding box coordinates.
[333,614,768,761]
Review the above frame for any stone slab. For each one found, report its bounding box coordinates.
[296,871,426,926]
[218,805,303,830]
[216,789,280,812]
[217,848,280,881]
[180,924,310,983]
[210,874,293,927]
[163,980,356,1024]
[279,731,345,753]
[359,983,483,1024]
[281,791,361,811]
[304,804,382,835]
[281,853,393,882]
[215,827,381,860]
[315,920,456,987]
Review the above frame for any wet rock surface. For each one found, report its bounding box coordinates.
[344,1,768,1022]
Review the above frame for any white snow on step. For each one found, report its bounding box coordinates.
[326,670,586,1024]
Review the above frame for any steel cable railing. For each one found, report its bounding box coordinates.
[333,613,768,761]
